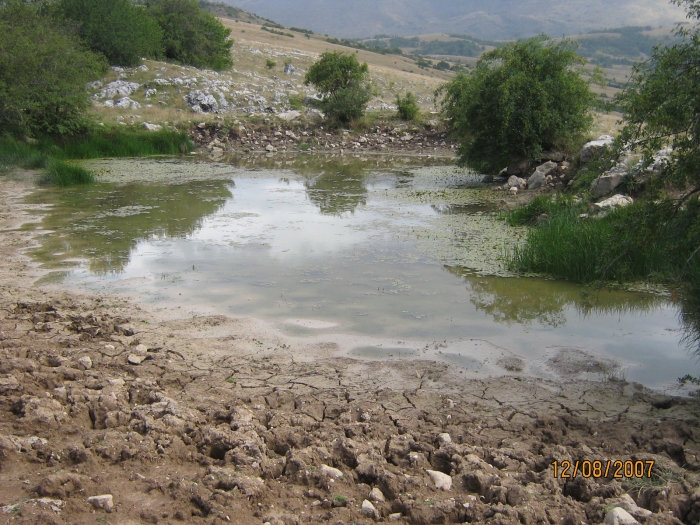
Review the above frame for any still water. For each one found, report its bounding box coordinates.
[24,155,699,389]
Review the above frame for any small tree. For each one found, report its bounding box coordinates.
[437,35,595,173]
[304,51,371,124]
[55,0,163,66]
[0,1,107,136]
[146,0,233,70]
[266,59,276,69]
[396,92,419,121]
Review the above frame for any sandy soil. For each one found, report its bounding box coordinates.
[0,175,699,525]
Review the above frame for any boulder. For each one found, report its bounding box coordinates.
[320,464,343,479]
[127,354,147,365]
[283,63,296,74]
[580,135,614,163]
[527,171,546,190]
[594,194,633,210]
[361,499,378,518]
[277,110,301,121]
[77,356,92,370]
[95,80,140,100]
[506,158,532,176]
[369,487,385,502]
[186,90,219,113]
[591,164,627,197]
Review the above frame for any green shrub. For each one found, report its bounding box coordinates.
[288,94,304,110]
[55,0,163,66]
[437,36,595,173]
[305,52,371,124]
[266,59,277,69]
[0,1,108,137]
[396,92,419,121]
[146,0,233,70]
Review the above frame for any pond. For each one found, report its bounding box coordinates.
[24,154,700,390]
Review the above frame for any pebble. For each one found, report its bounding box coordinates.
[426,469,452,491]
[437,432,452,444]
[87,494,114,513]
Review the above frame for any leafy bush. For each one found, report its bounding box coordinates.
[266,59,276,69]
[437,35,595,173]
[146,0,233,70]
[305,52,371,124]
[396,92,419,121]
[0,1,107,137]
[55,0,163,66]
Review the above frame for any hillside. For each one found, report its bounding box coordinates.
[218,0,687,40]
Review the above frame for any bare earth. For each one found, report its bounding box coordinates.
[0,176,699,525]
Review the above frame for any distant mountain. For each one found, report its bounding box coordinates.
[220,0,687,40]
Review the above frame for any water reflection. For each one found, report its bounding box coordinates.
[304,168,367,215]
[445,266,667,327]
[26,180,232,274]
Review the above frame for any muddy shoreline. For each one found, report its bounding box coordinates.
[1,176,699,525]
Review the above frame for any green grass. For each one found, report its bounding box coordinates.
[1,128,194,186]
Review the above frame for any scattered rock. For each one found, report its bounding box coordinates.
[87,494,114,513]
[283,63,296,74]
[320,464,343,479]
[127,354,147,365]
[591,163,627,197]
[604,507,639,525]
[277,110,301,121]
[114,97,141,110]
[361,499,378,518]
[186,90,219,113]
[437,433,452,444]
[389,513,403,521]
[141,122,163,132]
[580,135,614,163]
[594,194,633,210]
[426,469,452,491]
[509,186,518,195]
[368,487,385,502]
[527,170,546,190]
[133,344,148,355]
[77,356,92,370]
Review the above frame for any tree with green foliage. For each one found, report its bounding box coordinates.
[304,52,371,124]
[146,0,233,70]
[54,0,163,66]
[0,1,107,136]
[396,92,419,121]
[437,35,595,173]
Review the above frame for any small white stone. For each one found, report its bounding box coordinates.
[389,513,402,521]
[604,507,639,525]
[77,356,92,370]
[104,344,115,350]
[320,464,343,479]
[87,494,114,513]
[437,432,452,444]
[127,354,146,365]
[133,344,148,355]
[426,469,452,491]
[361,499,377,518]
[369,487,385,502]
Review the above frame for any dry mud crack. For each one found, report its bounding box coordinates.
[0,179,700,525]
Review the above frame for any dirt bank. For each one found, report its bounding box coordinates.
[0,176,699,525]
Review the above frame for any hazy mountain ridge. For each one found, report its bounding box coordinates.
[221,0,687,39]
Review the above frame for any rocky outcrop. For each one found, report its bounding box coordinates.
[580,135,614,163]
[591,163,627,197]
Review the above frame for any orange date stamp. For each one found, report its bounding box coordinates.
[551,460,655,479]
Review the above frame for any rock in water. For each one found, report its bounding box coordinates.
[426,469,452,490]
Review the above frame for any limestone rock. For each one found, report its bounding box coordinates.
[506,175,527,190]
[361,499,378,518]
[77,356,92,370]
[527,170,546,190]
[437,433,452,444]
[114,97,141,110]
[580,135,614,163]
[277,110,301,121]
[283,63,296,74]
[186,90,219,113]
[87,494,114,513]
[509,186,518,195]
[426,469,452,491]
[369,487,385,502]
[141,122,162,132]
[591,163,627,197]
[604,507,639,525]
[95,80,140,100]
[594,194,633,210]
[320,464,343,479]
[133,344,148,356]
[127,354,147,365]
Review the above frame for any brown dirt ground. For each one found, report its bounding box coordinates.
[0,175,699,525]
